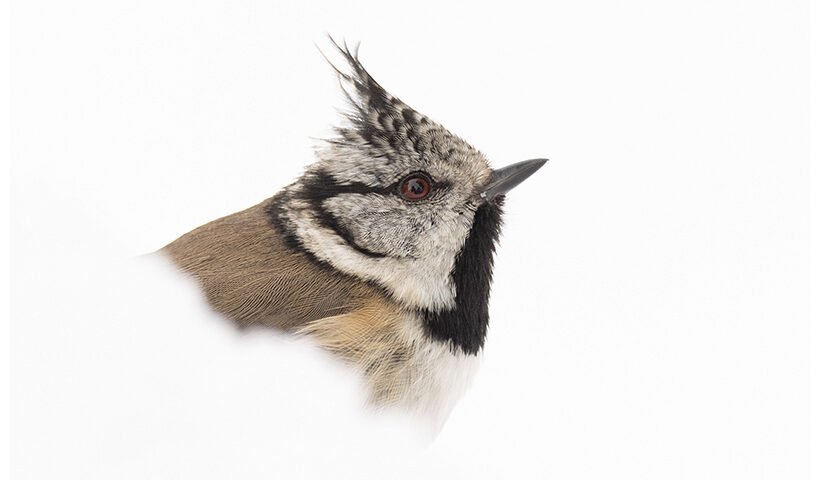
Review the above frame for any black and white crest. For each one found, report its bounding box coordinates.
[323,39,431,159]
[320,39,489,186]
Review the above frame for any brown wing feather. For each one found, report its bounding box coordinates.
[161,200,386,331]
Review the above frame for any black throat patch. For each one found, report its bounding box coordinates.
[421,199,504,355]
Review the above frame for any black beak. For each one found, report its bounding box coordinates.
[478,158,548,202]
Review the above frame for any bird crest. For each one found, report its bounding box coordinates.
[319,38,479,176]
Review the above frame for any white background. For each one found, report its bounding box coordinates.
[8,1,815,479]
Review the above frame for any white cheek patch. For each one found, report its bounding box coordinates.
[284,196,475,312]
[322,194,420,257]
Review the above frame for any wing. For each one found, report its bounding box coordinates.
[161,199,384,331]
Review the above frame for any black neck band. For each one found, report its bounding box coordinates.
[421,200,503,355]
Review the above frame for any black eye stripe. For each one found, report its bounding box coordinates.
[299,171,395,200]
[299,169,447,202]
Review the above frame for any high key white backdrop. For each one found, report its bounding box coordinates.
[9,1,812,479]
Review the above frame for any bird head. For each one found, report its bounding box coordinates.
[267,40,546,354]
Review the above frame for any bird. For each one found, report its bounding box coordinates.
[161,39,547,427]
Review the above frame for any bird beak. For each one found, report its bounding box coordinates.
[477,158,548,202]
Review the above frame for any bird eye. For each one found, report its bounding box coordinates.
[399,173,432,200]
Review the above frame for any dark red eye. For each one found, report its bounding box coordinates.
[399,174,431,200]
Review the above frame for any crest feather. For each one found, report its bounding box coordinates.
[318,36,434,158]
